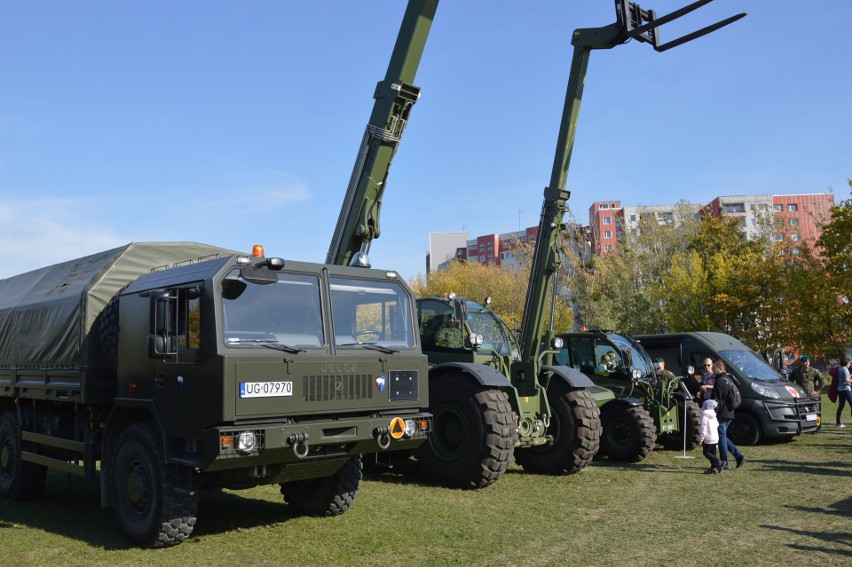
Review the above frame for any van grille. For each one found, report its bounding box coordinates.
[303,374,375,402]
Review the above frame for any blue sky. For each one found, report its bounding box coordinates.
[1,1,850,281]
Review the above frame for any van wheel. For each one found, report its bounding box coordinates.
[728,413,762,446]
[111,422,198,547]
[0,412,47,500]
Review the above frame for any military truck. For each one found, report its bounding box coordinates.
[0,242,432,547]
[637,332,821,445]
[555,330,702,460]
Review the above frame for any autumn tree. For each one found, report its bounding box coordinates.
[410,246,574,335]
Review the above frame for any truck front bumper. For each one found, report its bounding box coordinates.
[200,412,432,472]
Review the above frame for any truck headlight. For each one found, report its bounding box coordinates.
[469,333,484,346]
[750,382,780,399]
[551,337,564,349]
[237,431,258,454]
[404,418,417,438]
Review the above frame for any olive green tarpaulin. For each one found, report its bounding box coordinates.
[0,242,237,369]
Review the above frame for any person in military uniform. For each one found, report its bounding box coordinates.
[435,315,465,348]
[789,355,824,396]
[654,357,677,383]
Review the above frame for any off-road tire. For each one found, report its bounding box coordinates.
[729,412,762,446]
[514,383,601,475]
[0,412,47,500]
[600,403,657,462]
[110,421,198,548]
[414,374,516,489]
[659,399,702,451]
[280,455,362,516]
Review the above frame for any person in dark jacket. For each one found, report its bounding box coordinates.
[710,359,746,470]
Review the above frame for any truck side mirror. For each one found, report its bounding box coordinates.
[148,290,177,358]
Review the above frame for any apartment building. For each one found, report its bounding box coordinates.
[589,192,834,255]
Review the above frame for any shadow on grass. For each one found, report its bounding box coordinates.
[755,458,852,477]
[761,524,852,557]
[783,495,852,520]
[0,471,307,549]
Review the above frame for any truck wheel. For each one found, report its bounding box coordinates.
[0,412,47,500]
[414,375,516,489]
[728,413,762,446]
[280,454,361,516]
[110,422,198,548]
[514,383,601,475]
[659,399,702,451]
[600,403,657,462]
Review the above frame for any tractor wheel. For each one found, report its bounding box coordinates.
[110,421,198,548]
[280,455,362,516]
[514,383,601,475]
[659,399,702,451]
[728,413,762,446]
[414,374,516,489]
[0,412,47,500]
[600,403,657,462]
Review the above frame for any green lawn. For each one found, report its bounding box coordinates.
[2,400,850,567]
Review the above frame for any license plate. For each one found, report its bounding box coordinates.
[240,381,293,398]
[805,413,817,422]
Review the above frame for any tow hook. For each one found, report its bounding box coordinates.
[287,432,310,458]
[374,425,391,449]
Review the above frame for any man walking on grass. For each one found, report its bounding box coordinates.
[710,359,745,471]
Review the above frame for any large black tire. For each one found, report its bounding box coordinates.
[659,399,702,451]
[729,413,762,446]
[110,421,198,548]
[414,374,516,489]
[280,455,361,516]
[0,412,47,500]
[600,403,657,462]
[514,383,601,475]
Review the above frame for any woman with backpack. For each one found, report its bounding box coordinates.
[835,357,852,427]
[710,359,746,470]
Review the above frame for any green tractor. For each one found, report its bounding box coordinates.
[417,295,610,479]
[555,330,702,460]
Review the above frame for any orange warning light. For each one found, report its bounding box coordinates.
[252,244,265,257]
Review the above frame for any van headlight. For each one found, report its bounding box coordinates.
[751,382,780,399]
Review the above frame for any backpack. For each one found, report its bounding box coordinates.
[718,373,742,410]
[828,366,839,403]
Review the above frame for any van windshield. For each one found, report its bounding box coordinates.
[720,349,779,382]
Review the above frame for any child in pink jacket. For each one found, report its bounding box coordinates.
[698,399,723,474]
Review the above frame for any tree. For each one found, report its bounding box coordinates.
[410,247,574,334]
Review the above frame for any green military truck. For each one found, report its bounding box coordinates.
[0,242,431,547]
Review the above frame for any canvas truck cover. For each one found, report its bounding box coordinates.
[0,242,238,369]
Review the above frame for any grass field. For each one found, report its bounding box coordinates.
[2,399,850,567]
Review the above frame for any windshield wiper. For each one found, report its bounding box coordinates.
[262,343,305,354]
[227,338,304,353]
[338,342,398,354]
